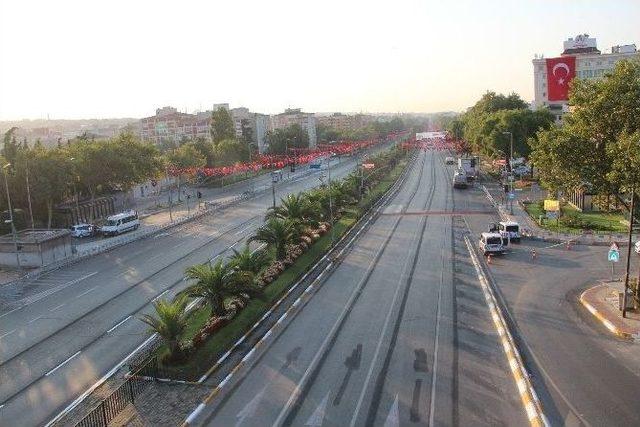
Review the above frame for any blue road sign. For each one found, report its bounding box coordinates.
[508,192,515,200]
[608,249,620,262]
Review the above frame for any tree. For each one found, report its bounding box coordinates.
[250,218,295,260]
[213,138,249,166]
[266,193,319,233]
[139,296,190,362]
[2,127,20,166]
[181,261,263,317]
[266,124,309,154]
[211,107,236,144]
[189,137,216,167]
[532,59,640,198]
[229,245,271,286]
[167,144,206,169]
[240,118,253,145]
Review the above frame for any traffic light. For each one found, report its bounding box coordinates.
[504,184,509,193]
[197,191,202,199]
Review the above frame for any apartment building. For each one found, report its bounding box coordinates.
[532,34,639,123]
[271,108,317,148]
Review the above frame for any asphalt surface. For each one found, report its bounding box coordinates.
[196,150,526,426]
[0,147,387,427]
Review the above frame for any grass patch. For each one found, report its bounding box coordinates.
[524,201,627,233]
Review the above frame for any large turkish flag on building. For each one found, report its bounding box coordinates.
[546,56,576,101]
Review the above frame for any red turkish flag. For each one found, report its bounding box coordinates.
[546,56,576,101]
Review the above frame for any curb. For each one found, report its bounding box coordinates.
[464,235,547,427]
[579,290,637,341]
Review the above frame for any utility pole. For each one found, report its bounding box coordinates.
[503,131,514,215]
[25,161,35,229]
[165,166,173,222]
[328,154,335,244]
[2,163,21,270]
[623,187,635,318]
[271,176,277,208]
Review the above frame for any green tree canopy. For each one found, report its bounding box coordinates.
[211,107,236,143]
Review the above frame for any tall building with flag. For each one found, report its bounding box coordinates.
[532,34,638,123]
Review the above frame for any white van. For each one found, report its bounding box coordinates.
[101,210,140,236]
[498,221,521,242]
[479,232,506,256]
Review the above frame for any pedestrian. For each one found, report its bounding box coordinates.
[530,248,537,261]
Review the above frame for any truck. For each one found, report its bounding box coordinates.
[458,156,479,181]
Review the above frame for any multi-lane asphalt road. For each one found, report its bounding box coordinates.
[0,146,389,427]
[192,150,526,426]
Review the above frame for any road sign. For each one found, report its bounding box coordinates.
[608,249,620,262]
[610,242,619,251]
[546,211,558,219]
[544,199,560,211]
[508,192,515,200]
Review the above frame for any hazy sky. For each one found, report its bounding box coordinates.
[1,0,639,120]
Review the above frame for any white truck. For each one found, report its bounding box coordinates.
[458,156,479,181]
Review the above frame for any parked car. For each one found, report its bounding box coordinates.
[70,223,97,238]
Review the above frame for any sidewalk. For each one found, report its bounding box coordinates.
[580,281,640,340]
[481,180,627,246]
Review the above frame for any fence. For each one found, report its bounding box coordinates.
[75,376,148,427]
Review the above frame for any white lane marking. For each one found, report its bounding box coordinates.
[235,225,253,236]
[383,394,399,427]
[153,289,170,302]
[235,386,266,426]
[0,307,20,319]
[49,303,66,312]
[349,223,422,427]
[0,329,16,339]
[75,286,97,299]
[305,391,330,426]
[107,316,132,333]
[28,315,43,324]
[45,351,81,376]
[228,241,238,250]
[428,264,445,427]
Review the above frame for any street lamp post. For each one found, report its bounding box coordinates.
[502,131,514,215]
[25,160,35,229]
[2,163,21,270]
[165,165,174,222]
[69,157,81,224]
[327,154,335,244]
[622,187,635,318]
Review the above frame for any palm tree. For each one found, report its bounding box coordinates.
[230,244,271,273]
[181,261,263,317]
[250,218,295,260]
[140,296,190,362]
[267,193,320,231]
[229,244,271,285]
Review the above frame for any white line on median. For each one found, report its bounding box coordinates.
[107,316,132,333]
[45,351,81,376]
